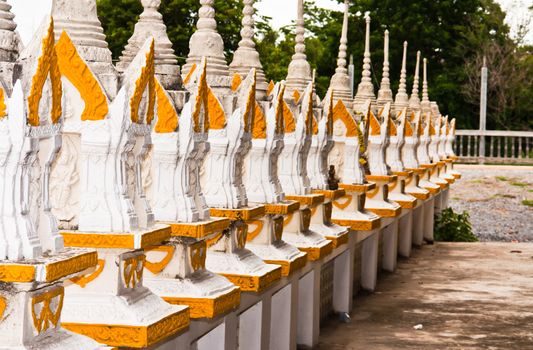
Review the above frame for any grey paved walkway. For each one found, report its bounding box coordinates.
[317,243,533,350]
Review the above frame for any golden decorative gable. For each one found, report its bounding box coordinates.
[183,63,197,85]
[130,40,155,125]
[267,80,275,96]
[231,73,242,92]
[154,79,178,133]
[55,31,108,122]
[293,90,301,104]
[369,110,381,136]
[275,84,286,134]
[27,18,62,127]
[207,87,226,130]
[252,102,266,139]
[283,101,296,133]
[192,59,209,133]
[0,88,6,120]
[332,100,359,138]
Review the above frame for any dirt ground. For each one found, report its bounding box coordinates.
[317,243,533,350]
[449,164,533,242]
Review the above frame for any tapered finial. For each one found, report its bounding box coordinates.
[353,13,376,112]
[409,50,421,112]
[394,41,409,112]
[336,0,349,75]
[362,13,372,85]
[420,57,431,113]
[285,0,312,96]
[377,29,393,109]
[229,0,268,98]
[328,0,352,103]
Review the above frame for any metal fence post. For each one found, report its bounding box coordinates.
[479,57,488,164]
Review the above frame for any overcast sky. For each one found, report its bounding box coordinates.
[7,0,532,45]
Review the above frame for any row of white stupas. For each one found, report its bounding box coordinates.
[0,0,460,349]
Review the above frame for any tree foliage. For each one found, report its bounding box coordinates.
[96,0,532,130]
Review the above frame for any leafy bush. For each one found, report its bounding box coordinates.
[435,208,478,242]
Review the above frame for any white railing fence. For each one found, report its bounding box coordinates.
[455,130,533,164]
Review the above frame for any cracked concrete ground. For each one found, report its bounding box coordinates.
[317,243,533,350]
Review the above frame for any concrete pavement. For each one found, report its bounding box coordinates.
[317,243,533,349]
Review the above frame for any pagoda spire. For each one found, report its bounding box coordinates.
[353,13,376,113]
[394,41,409,113]
[183,0,229,78]
[420,57,432,114]
[229,0,268,99]
[376,29,393,110]
[328,0,352,104]
[285,0,312,97]
[408,50,421,112]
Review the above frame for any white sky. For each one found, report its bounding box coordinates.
[7,0,533,45]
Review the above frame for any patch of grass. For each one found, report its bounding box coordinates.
[496,176,509,181]
[529,189,533,193]
[510,181,529,188]
[435,208,477,242]
[522,200,533,207]
[469,179,484,184]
